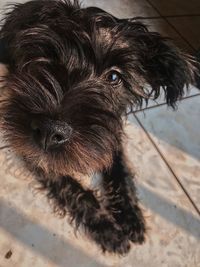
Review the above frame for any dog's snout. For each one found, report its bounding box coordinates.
[31,119,72,150]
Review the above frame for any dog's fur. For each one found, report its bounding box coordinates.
[0,0,197,254]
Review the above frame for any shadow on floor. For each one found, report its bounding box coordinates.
[0,199,105,267]
[139,184,200,239]
[128,95,200,162]
[0,182,200,266]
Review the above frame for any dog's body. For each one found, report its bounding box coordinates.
[0,0,196,254]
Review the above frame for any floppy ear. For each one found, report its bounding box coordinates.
[0,38,10,65]
[0,39,9,88]
[120,20,197,108]
[85,8,197,108]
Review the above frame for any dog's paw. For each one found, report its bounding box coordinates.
[87,215,131,255]
[100,227,130,255]
[119,207,146,244]
[128,216,146,244]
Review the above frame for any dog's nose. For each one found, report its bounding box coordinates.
[31,119,72,150]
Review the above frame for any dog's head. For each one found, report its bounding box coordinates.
[0,0,196,176]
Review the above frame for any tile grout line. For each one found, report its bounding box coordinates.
[134,14,200,20]
[163,14,200,18]
[164,18,197,52]
[133,113,200,216]
[145,0,197,52]
[133,93,200,113]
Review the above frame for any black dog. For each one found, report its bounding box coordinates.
[0,0,196,254]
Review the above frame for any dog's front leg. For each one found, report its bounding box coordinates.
[38,175,130,254]
[103,151,146,244]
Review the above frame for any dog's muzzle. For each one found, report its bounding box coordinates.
[31,118,72,151]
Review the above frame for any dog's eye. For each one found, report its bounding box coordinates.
[106,71,122,86]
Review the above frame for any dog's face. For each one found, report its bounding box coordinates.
[0,0,195,176]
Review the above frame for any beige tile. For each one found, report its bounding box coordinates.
[122,119,200,267]
[135,95,200,211]
[83,0,159,18]
[168,16,200,50]
[0,120,200,267]
[148,0,200,16]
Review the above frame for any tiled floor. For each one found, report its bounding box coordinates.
[0,1,200,267]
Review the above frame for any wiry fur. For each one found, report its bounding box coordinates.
[0,0,197,254]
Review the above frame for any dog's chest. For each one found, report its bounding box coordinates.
[71,171,103,190]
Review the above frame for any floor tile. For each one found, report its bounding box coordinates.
[132,84,200,112]
[122,119,200,267]
[148,0,200,16]
[0,119,200,267]
[135,95,200,211]
[167,16,200,50]
[83,0,159,19]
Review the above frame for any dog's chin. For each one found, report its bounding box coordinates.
[25,153,113,179]
[8,139,114,178]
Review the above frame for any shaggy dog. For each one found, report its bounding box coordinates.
[0,0,196,254]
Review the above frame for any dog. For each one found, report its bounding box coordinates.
[0,0,197,255]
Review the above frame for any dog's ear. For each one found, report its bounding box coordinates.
[85,8,197,107]
[0,38,10,65]
[118,19,197,108]
[0,38,9,88]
